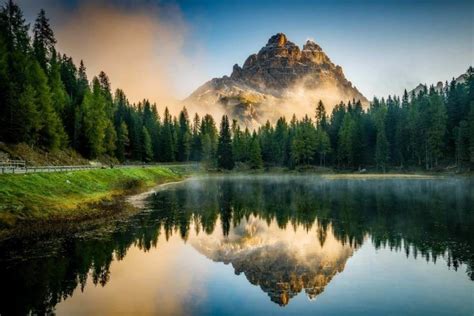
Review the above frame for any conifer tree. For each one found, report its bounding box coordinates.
[427,91,447,167]
[177,107,191,161]
[248,132,263,169]
[142,127,153,162]
[28,60,67,149]
[338,112,354,167]
[115,121,129,161]
[159,107,175,162]
[217,115,234,170]
[375,106,389,172]
[33,9,55,71]
[315,129,331,166]
[190,113,202,161]
[315,100,328,130]
[292,115,317,165]
[81,77,108,157]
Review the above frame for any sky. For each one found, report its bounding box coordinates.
[17,0,474,104]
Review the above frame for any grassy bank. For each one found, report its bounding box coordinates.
[0,167,182,228]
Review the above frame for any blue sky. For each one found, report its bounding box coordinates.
[18,0,474,99]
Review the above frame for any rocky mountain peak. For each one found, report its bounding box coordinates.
[303,39,322,51]
[267,32,288,47]
[186,33,368,126]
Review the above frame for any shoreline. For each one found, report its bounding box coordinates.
[1,170,470,241]
[0,167,186,240]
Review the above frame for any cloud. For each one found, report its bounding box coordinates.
[22,0,207,112]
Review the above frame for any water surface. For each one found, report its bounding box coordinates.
[1,175,473,315]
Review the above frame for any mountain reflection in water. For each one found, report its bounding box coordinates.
[0,175,472,315]
[192,216,354,305]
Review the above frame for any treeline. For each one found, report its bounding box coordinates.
[0,1,473,170]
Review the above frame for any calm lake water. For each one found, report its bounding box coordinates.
[1,175,473,315]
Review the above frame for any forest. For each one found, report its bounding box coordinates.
[1,1,473,171]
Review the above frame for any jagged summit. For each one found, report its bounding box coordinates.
[267,32,289,46]
[303,39,322,51]
[186,33,368,126]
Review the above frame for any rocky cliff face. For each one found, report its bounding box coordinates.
[186,33,368,126]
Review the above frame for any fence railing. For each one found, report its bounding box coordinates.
[0,159,26,169]
[0,160,198,174]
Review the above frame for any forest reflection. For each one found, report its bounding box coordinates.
[0,175,472,314]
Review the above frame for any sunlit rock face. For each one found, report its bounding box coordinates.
[191,216,355,306]
[186,33,368,126]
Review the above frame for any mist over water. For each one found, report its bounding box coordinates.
[0,175,472,315]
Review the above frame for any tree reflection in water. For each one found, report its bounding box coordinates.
[0,175,472,314]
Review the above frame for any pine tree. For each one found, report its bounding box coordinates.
[397,90,411,166]
[0,0,31,143]
[28,60,67,149]
[248,132,263,169]
[142,127,153,162]
[375,106,389,172]
[232,124,245,162]
[190,113,202,161]
[16,84,40,144]
[315,100,328,131]
[427,91,447,167]
[0,0,30,52]
[259,120,276,164]
[49,51,69,114]
[177,107,191,161]
[338,112,354,167]
[81,77,108,157]
[217,115,234,170]
[115,121,129,161]
[159,107,175,162]
[201,133,213,167]
[292,115,317,166]
[200,114,218,160]
[315,129,331,166]
[33,9,55,71]
[273,117,288,165]
[468,103,474,165]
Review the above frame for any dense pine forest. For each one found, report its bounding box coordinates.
[0,1,473,171]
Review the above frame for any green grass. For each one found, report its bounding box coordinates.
[0,167,181,227]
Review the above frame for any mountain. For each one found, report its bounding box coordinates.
[409,70,470,97]
[185,33,368,126]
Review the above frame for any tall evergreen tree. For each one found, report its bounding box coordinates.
[33,9,55,71]
[375,106,389,172]
[141,127,153,162]
[315,100,328,131]
[338,112,355,167]
[159,107,175,162]
[248,132,263,169]
[217,115,234,170]
[177,107,191,161]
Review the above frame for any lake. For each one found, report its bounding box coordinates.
[0,175,473,315]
